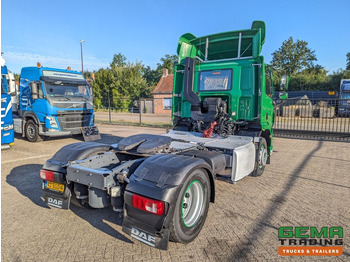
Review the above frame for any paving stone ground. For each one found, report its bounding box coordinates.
[1,124,349,261]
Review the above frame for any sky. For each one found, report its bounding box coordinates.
[1,0,350,74]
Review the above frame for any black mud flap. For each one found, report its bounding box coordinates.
[81,126,101,141]
[44,193,71,210]
[122,217,170,250]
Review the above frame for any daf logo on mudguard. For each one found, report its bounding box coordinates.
[131,227,156,247]
[47,197,63,208]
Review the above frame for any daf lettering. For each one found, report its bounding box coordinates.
[48,197,63,207]
[131,228,156,243]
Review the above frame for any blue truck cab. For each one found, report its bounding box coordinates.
[1,65,15,149]
[13,64,95,142]
[339,79,350,116]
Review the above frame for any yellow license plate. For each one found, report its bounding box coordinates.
[46,181,65,192]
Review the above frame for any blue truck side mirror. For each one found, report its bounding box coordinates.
[29,81,43,100]
[30,81,38,100]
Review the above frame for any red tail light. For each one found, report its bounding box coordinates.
[132,194,164,216]
[39,170,54,181]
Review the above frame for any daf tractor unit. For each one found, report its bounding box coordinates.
[1,63,15,149]
[39,21,288,250]
[12,64,96,142]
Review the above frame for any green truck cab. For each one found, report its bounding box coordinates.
[172,21,286,166]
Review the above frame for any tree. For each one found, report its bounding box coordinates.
[110,53,127,68]
[14,73,20,82]
[346,52,350,70]
[271,37,317,76]
[92,68,113,109]
[92,53,152,110]
[156,54,178,74]
[83,70,94,79]
[142,65,160,87]
[143,54,178,86]
[288,65,328,91]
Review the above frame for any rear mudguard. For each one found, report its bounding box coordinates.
[41,142,111,209]
[122,153,214,250]
[43,142,111,173]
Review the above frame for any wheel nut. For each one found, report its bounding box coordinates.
[185,193,190,198]
[183,203,188,209]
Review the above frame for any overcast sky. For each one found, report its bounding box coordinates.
[2,0,350,74]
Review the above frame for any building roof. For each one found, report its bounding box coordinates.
[153,74,174,94]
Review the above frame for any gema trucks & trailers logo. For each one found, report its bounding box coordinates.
[278,226,343,256]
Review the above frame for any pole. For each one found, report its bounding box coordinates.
[80,40,85,74]
[139,99,142,126]
[108,88,111,124]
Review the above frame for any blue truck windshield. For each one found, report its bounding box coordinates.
[44,82,91,100]
[199,69,232,91]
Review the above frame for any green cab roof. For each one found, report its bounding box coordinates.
[177,21,266,63]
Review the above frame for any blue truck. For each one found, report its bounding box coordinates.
[12,64,96,142]
[1,65,15,149]
[339,79,350,116]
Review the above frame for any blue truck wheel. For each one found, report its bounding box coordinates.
[25,119,43,142]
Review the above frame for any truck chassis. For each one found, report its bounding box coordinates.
[39,20,286,250]
[40,131,264,249]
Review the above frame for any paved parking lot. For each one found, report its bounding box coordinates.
[1,124,350,261]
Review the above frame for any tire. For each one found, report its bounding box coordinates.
[169,168,210,243]
[252,137,267,177]
[25,119,44,142]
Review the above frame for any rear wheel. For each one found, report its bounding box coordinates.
[252,137,267,177]
[25,119,44,142]
[169,168,210,243]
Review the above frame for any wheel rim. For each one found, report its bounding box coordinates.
[258,144,267,169]
[181,180,204,228]
[27,124,36,139]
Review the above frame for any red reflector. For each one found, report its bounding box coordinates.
[39,170,54,181]
[132,194,164,216]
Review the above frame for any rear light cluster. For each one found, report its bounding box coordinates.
[39,170,54,181]
[132,194,164,216]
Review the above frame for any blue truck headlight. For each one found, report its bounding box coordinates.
[46,116,58,128]
[3,124,14,131]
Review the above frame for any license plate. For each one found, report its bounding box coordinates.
[46,181,65,192]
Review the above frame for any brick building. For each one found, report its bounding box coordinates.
[153,69,173,114]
